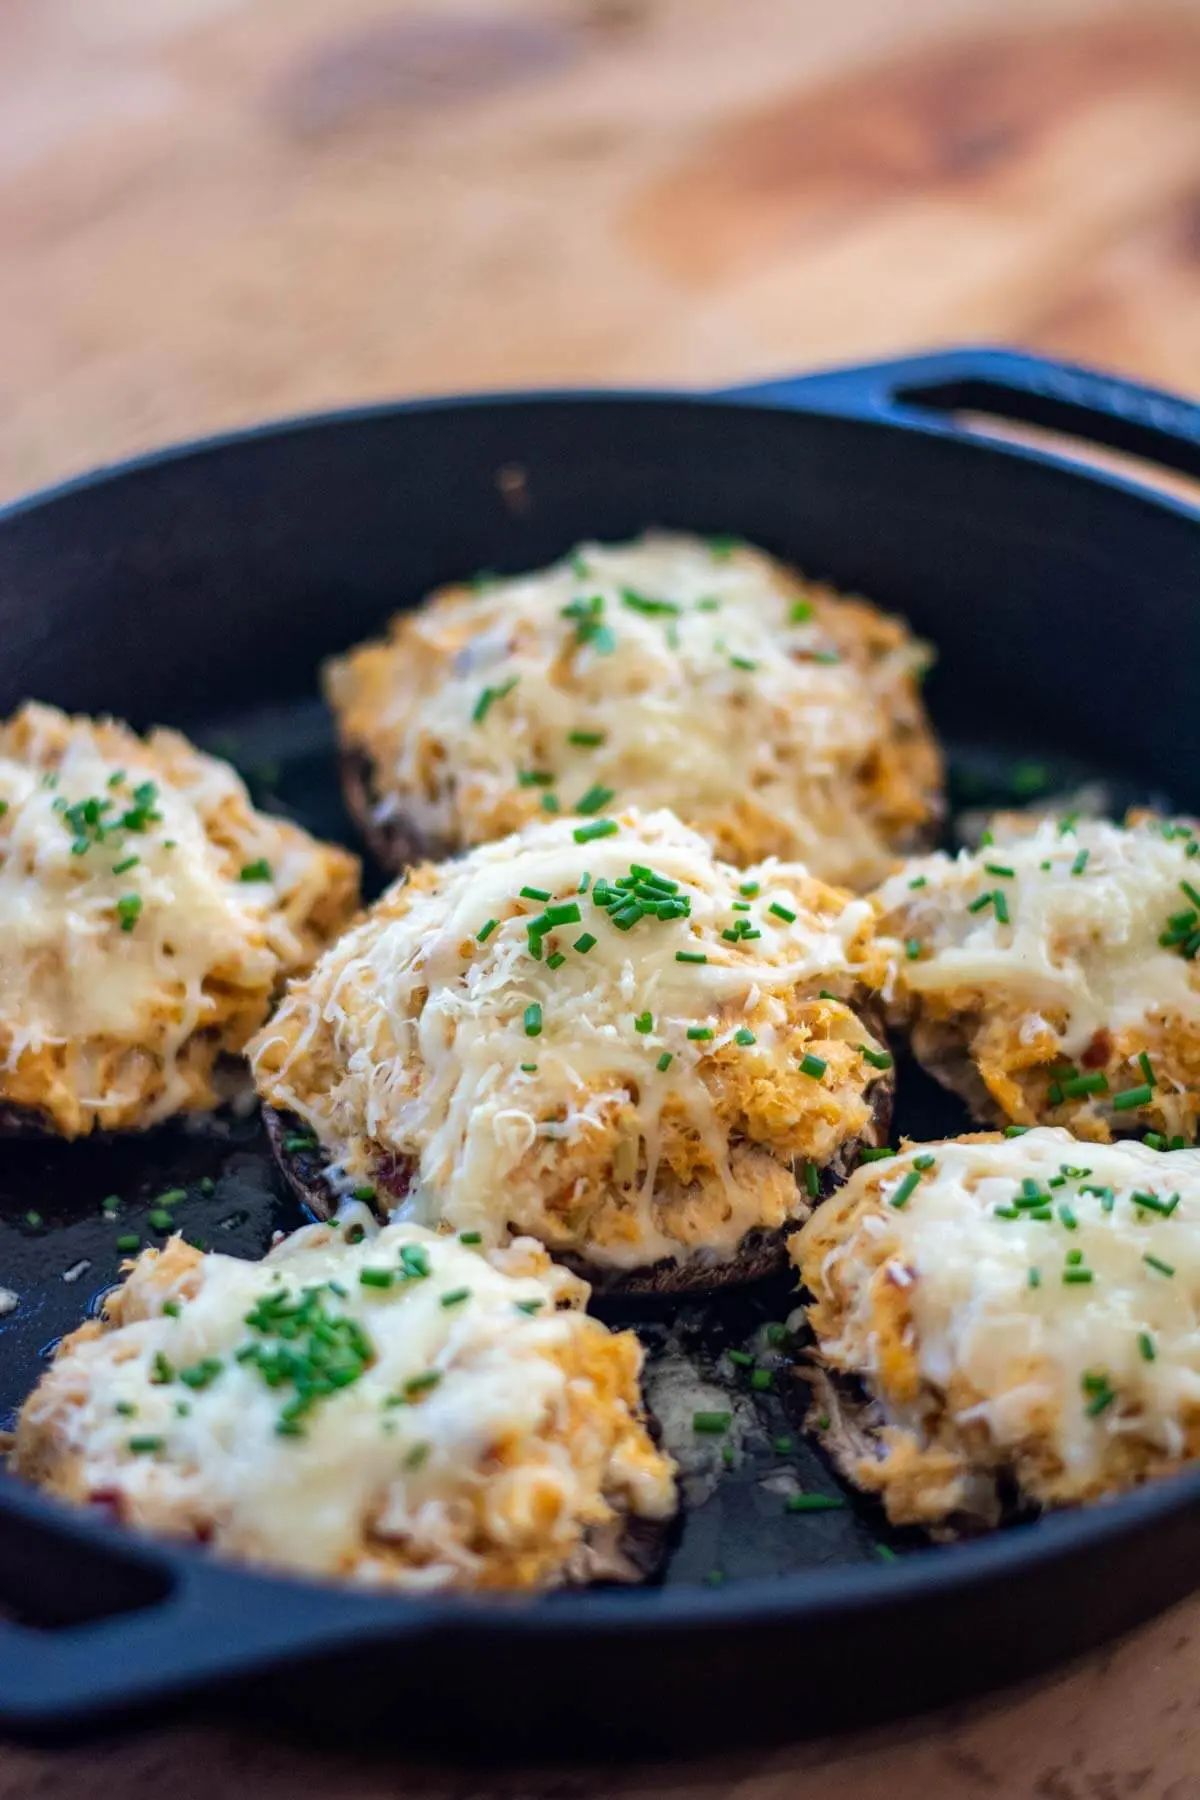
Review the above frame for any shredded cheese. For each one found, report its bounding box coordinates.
[325,532,940,887]
[794,1129,1200,1525]
[252,809,890,1272]
[13,1222,676,1590]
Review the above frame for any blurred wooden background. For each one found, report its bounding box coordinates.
[2,0,1200,1795]
[1,0,1198,501]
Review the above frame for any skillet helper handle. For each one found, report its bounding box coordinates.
[0,1524,410,1735]
[723,347,1200,486]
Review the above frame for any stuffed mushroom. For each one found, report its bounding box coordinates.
[324,532,941,889]
[873,813,1200,1142]
[12,1217,676,1592]
[0,703,360,1137]
[251,808,894,1292]
[792,1128,1200,1530]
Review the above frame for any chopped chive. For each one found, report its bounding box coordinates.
[620,587,680,617]
[804,1161,820,1198]
[1028,1268,1041,1287]
[576,784,616,816]
[162,1300,181,1318]
[984,863,1015,878]
[111,855,139,875]
[785,1493,844,1513]
[127,1436,165,1455]
[750,1369,773,1392]
[1113,1084,1153,1111]
[1143,1254,1175,1278]
[115,893,143,932]
[730,654,758,672]
[1063,1071,1108,1098]
[1063,1269,1094,1284]
[905,938,922,960]
[1005,1125,1030,1136]
[676,950,707,964]
[908,875,927,889]
[913,1153,936,1171]
[860,1146,896,1162]
[735,1027,756,1046]
[798,1053,827,1079]
[992,888,1010,925]
[687,1026,714,1041]
[403,1371,442,1397]
[440,1287,471,1308]
[360,1268,394,1290]
[472,676,518,723]
[546,951,565,970]
[634,1011,654,1034]
[116,1233,141,1252]
[656,1052,673,1072]
[573,931,597,953]
[1138,1052,1156,1087]
[1071,849,1090,876]
[967,892,995,915]
[515,1298,545,1315]
[239,859,272,882]
[521,886,552,902]
[147,1209,174,1232]
[768,901,797,923]
[1139,1331,1157,1362]
[727,1349,754,1368]
[352,1185,376,1203]
[1066,1248,1083,1266]
[1183,880,1200,911]
[523,1004,542,1038]
[459,1231,483,1245]
[1058,1204,1078,1230]
[789,599,814,624]
[541,792,560,813]
[889,1171,920,1210]
[859,1044,893,1071]
[573,819,618,844]
[568,730,605,747]
[739,881,760,898]
[517,769,555,788]
[693,1411,732,1434]
[476,918,498,943]
[774,1434,795,1454]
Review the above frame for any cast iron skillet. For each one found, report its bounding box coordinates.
[2,347,1200,1754]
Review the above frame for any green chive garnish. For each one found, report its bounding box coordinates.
[676,950,707,964]
[693,1411,732,1434]
[656,1052,673,1072]
[735,1027,756,1046]
[635,1011,653,1034]
[472,676,518,723]
[574,932,597,953]
[785,1493,844,1513]
[687,1025,714,1041]
[859,1044,892,1070]
[524,1004,543,1037]
[576,784,615,816]
[440,1287,471,1307]
[360,1268,394,1289]
[1139,1331,1157,1361]
[568,730,605,747]
[476,919,498,942]
[1071,849,1090,876]
[1113,1084,1153,1111]
[115,893,143,932]
[889,1171,920,1210]
[1143,1254,1175,1277]
[798,1053,827,1079]
[128,1436,164,1455]
[573,819,618,843]
[239,859,272,882]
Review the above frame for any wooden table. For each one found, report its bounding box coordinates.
[2,0,1199,1791]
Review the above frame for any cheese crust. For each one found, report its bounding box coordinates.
[792,1129,1200,1527]
[251,808,892,1276]
[0,703,360,1135]
[324,532,941,889]
[12,1221,676,1592]
[873,814,1200,1142]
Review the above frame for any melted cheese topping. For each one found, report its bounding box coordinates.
[12,1222,675,1591]
[0,704,359,1135]
[251,809,891,1272]
[794,1129,1200,1525]
[325,532,940,888]
[874,815,1200,1140]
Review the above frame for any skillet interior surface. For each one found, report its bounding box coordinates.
[2,362,1200,1748]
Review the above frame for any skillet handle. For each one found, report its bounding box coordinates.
[722,347,1200,487]
[0,1486,418,1735]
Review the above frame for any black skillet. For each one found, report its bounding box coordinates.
[2,347,1200,1754]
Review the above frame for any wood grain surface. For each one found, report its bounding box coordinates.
[2,0,1200,1793]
